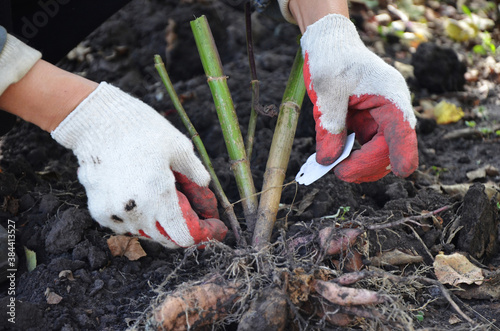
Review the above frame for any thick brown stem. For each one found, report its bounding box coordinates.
[252,49,306,248]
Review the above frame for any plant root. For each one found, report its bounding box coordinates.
[313,279,388,306]
[318,227,363,255]
[237,287,288,331]
[142,204,484,330]
[152,279,240,330]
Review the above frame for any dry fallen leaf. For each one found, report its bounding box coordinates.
[445,18,477,42]
[59,270,75,281]
[433,252,484,286]
[296,188,319,216]
[448,314,461,325]
[107,235,147,261]
[435,182,500,202]
[434,101,464,125]
[45,288,63,305]
[467,164,500,181]
[466,168,487,181]
[454,270,500,300]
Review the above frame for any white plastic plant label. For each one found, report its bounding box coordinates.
[295,133,355,185]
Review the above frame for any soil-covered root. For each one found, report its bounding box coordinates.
[313,279,388,306]
[314,299,387,327]
[318,310,353,327]
[237,287,288,331]
[151,279,240,330]
[142,225,459,330]
[318,227,363,255]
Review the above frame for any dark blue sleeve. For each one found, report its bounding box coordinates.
[0,26,7,55]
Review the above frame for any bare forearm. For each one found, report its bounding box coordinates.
[289,0,349,33]
[0,60,97,132]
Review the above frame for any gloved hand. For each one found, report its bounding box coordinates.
[51,82,227,248]
[301,14,418,183]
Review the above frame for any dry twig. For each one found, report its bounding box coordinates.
[365,205,451,231]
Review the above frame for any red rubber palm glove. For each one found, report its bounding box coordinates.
[301,14,418,183]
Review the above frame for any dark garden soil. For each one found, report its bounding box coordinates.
[1,0,500,330]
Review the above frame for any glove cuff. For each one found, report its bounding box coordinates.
[277,0,297,24]
[300,13,416,132]
[301,14,363,55]
[0,32,42,96]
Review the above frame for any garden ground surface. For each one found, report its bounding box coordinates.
[1,0,499,330]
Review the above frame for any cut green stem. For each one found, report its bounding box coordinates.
[190,15,258,231]
[154,54,245,246]
[252,47,306,249]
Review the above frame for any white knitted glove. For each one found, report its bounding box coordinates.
[51,82,227,248]
[301,14,418,183]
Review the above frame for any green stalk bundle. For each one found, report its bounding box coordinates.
[154,55,245,246]
[191,15,258,230]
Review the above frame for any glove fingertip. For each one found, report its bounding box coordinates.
[334,165,357,183]
[391,151,419,178]
[333,139,391,183]
[387,127,419,178]
[203,218,228,242]
[316,128,347,165]
[334,164,390,184]
[174,171,219,219]
[317,147,344,165]
[177,191,227,244]
[199,207,220,220]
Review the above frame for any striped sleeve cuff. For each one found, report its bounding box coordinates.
[277,0,297,24]
[0,33,42,96]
